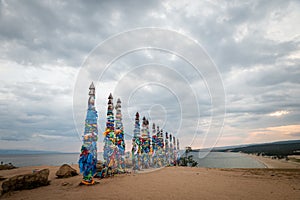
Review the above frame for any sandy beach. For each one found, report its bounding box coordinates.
[1,156,300,200]
[248,155,300,169]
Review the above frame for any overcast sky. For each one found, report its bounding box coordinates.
[0,0,299,152]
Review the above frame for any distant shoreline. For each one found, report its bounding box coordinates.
[3,151,300,168]
[242,153,268,168]
[246,153,300,168]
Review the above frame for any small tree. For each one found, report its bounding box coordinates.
[179,155,198,167]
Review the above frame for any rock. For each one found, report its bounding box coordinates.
[55,164,78,178]
[0,164,17,170]
[61,182,70,186]
[0,176,6,181]
[1,169,49,194]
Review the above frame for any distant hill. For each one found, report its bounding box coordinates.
[218,140,300,156]
[271,140,300,145]
[192,144,260,152]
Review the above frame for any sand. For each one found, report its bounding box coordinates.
[248,154,300,168]
[0,158,299,200]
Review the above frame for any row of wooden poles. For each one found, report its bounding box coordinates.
[79,82,180,185]
[102,94,180,172]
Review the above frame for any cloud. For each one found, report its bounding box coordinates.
[0,0,299,151]
[244,125,300,143]
[290,132,300,137]
[269,110,290,117]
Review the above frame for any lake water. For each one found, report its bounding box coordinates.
[0,153,103,167]
[0,152,266,168]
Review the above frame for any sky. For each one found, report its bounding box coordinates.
[0,0,299,152]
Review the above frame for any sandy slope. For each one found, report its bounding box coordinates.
[248,154,300,168]
[0,164,299,200]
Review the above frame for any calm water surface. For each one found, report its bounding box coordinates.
[0,153,103,167]
[0,152,265,168]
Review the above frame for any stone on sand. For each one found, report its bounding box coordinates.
[1,169,50,194]
[0,176,6,181]
[0,164,17,170]
[55,164,78,178]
